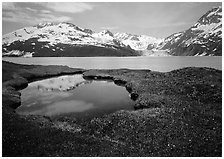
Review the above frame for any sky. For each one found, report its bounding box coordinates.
[2,2,222,38]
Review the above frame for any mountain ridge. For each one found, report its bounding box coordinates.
[157,6,222,56]
[2,6,222,57]
[2,22,141,57]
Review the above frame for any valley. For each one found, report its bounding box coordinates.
[2,2,222,157]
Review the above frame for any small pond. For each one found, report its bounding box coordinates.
[17,74,135,119]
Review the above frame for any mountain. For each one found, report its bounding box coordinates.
[114,33,163,50]
[2,6,222,57]
[2,22,139,57]
[158,6,222,56]
[2,21,163,57]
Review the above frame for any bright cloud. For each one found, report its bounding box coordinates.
[101,26,119,30]
[147,21,194,29]
[38,2,94,13]
[3,11,71,25]
[40,10,52,14]
[2,2,72,25]
[2,2,16,10]
[38,15,72,24]
[26,7,37,12]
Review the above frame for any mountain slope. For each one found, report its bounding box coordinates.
[2,6,222,57]
[158,6,222,56]
[114,33,163,50]
[2,23,139,57]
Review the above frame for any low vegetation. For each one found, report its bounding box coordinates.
[2,61,222,157]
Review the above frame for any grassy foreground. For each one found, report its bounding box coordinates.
[2,61,222,157]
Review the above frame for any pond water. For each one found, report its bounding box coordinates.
[17,74,134,119]
[7,56,222,118]
[3,56,222,72]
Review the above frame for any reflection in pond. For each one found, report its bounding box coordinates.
[17,75,134,118]
[31,74,90,91]
[27,100,94,116]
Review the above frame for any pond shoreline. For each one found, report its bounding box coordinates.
[2,60,222,157]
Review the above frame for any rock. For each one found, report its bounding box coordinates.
[130,92,139,101]
[113,78,127,86]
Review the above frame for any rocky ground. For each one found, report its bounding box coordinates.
[2,61,222,157]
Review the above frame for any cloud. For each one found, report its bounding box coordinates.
[40,10,52,14]
[177,2,201,9]
[38,2,94,13]
[101,26,119,30]
[161,22,193,27]
[3,11,71,25]
[38,14,72,24]
[2,2,72,25]
[3,11,31,23]
[26,7,37,12]
[2,2,16,10]
[147,21,194,29]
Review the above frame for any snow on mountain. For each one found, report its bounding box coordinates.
[92,30,126,48]
[140,50,171,56]
[3,6,221,57]
[158,6,222,56]
[92,30,114,44]
[114,33,163,50]
[2,21,162,57]
[3,22,104,48]
[2,22,138,57]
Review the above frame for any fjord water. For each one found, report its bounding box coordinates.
[17,75,134,118]
[3,56,222,72]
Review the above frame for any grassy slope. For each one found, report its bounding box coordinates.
[2,61,222,157]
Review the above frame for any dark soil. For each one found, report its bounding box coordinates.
[2,61,222,157]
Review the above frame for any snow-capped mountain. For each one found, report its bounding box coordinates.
[114,33,163,50]
[2,22,138,57]
[2,6,222,57]
[2,21,163,57]
[158,6,222,56]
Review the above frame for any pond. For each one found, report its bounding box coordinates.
[16,74,135,119]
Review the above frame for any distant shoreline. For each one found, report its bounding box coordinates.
[2,56,222,72]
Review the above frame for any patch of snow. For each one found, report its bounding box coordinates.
[23,52,34,57]
[195,52,207,56]
[3,50,34,57]
[191,22,221,37]
[141,50,171,56]
[173,33,183,37]
[3,50,24,56]
[114,32,164,50]
[194,53,200,56]
[207,7,221,18]
[200,52,207,56]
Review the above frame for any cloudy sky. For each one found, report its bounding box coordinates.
[2,2,221,38]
